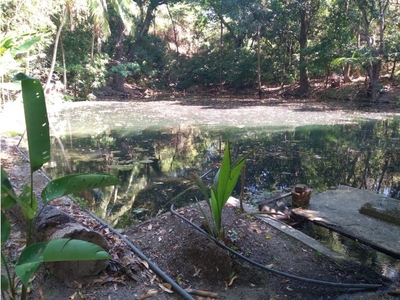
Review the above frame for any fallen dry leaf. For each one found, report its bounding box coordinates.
[158,283,173,293]
[192,267,201,277]
[141,260,149,269]
[280,279,289,284]
[140,289,158,299]
[228,275,239,286]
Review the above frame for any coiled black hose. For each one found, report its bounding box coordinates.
[170,203,382,290]
[14,145,382,292]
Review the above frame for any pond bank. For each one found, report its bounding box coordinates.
[2,97,399,136]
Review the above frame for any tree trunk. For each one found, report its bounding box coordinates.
[390,59,397,80]
[257,25,262,98]
[367,59,382,101]
[45,7,67,93]
[343,63,352,83]
[60,34,67,94]
[297,8,309,95]
[33,205,109,286]
[166,3,179,59]
[113,19,125,92]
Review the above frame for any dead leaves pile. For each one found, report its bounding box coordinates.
[51,200,175,299]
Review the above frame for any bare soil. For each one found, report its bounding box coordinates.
[1,84,400,300]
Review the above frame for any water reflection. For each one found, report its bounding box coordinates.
[43,117,400,228]
[299,222,399,280]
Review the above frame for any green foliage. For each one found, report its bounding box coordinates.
[42,174,120,203]
[124,35,167,85]
[1,74,119,299]
[192,140,253,239]
[15,73,50,172]
[109,62,140,78]
[0,32,48,78]
[68,53,109,99]
[15,239,110,287]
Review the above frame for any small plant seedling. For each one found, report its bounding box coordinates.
[191,140,254,240]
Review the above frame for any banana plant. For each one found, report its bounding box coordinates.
[192,140,254,239]
[1,74,120,300]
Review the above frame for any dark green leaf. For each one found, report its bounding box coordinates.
[15,73,50,172]
[190,172,210,206]
[15,242,47,286]
[18,185,38,220]
[42,239,111,261]
[15,238,110,287]
[11,36,41,55]
[1,211,11,246]
[41,174,120,203]
[1,275,9,291]
[1,166,17,209]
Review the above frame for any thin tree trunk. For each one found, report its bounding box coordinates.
[60,34,67,94]
[45,7,67,93]
[90,27,95,60]
[219,8,223,92]
[343,63,351,83]
[113,19,125,92]
[257,25,262,98]
[298,8,309,95]
[390,59,397,80]
[166,3,179,59]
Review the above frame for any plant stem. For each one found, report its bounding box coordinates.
[1,252,15,298]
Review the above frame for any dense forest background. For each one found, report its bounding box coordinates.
[1,0,399,102]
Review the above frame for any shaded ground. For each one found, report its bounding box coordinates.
[1,86,400,299]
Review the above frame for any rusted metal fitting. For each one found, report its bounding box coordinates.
[291,184,312,208]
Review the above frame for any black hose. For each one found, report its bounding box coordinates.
[14,145,195,300]
[170,203,382,290]
[86,211,195,300]
[15,145,382,291]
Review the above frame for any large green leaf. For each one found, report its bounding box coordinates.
[15,242,47,287]
[15,73,50,172]
[18,185,38,221]
[11,36,42,56]
[41,173,120,203]
[1,211,11,247]
[42,238,111,261]
[1,166,17,209]
[15,239,110,287]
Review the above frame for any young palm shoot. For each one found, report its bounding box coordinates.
[192,140,253,240]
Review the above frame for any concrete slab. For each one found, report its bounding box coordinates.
[227,197,347,262]
[291,185,400,259]
[360,197,400,226]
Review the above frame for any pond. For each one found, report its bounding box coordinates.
[16,100,399,279]
[36,101,400,230]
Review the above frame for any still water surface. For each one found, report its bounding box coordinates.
[40,104,400,228]
[36,101,399,278]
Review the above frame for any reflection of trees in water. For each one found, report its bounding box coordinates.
[45,119,400,227]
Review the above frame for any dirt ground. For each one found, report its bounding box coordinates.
[1,84,400,300]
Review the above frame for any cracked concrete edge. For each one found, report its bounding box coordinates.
[227,197,347,262]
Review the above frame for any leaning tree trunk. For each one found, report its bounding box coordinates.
[45,7,67,93]
[33,205,110,286]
